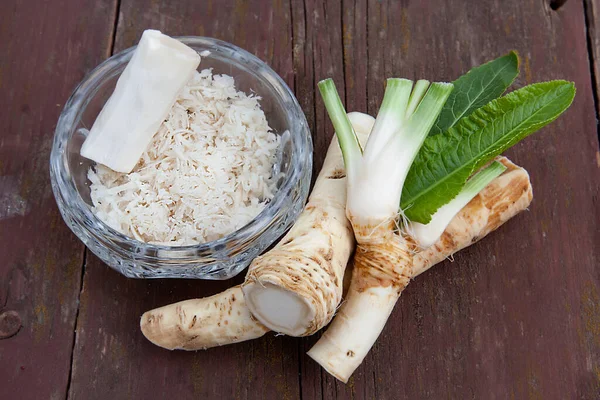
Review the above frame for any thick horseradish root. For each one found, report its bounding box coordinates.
[141,286,268,350]
[241,113,374,336]
[307,156,532,382]
[140,156,531,352]
[308,78,453,382]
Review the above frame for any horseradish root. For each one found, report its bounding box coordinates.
[308,78,452,382]
[307,156,532,382]
[140,286,268,350]
[241,113,375,336]
[313,64,572,382]
[139,156,531,351]
[412,156,532,277]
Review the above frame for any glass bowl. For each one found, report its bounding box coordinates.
[50,37,312,280]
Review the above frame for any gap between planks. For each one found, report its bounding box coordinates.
[109,0,123,57]
[582,0,600,148]
[59,2,600,398]
[64,250,87,399]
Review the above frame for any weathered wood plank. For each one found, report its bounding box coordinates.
[0,0,117,399]
[342,0,368,115]
[67,2,301,399]
[291,1,350,398]
[292,0,373,398]
[48,0,600,399]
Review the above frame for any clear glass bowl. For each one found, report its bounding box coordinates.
[50,37,312,280]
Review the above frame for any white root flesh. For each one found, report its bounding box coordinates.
[308,156,533,383]
[140,286,268,350]
[241,113,375,336]
[81,30,200,173]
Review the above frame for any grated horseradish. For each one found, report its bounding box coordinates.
[88,69,280,245]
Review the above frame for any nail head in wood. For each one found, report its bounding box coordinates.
[0,310,22,339]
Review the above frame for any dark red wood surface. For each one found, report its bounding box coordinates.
[1,0,599,399]
[0,1,117,399]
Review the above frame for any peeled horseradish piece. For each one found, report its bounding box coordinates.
[80,29,201,173]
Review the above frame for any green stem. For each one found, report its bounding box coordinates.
[345,78,453,223]
[318,79,362,173]
[461,161,507,196]
[409,161,507,247]
[406,80,431,117]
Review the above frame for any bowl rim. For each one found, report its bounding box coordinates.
[50,35,312,254]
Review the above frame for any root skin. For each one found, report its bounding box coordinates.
[140,286,268,350]
[308,236,412,383]
[352,233,413,293]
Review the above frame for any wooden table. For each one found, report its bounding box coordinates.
[1,0,599,398]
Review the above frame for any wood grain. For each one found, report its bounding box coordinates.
[0,0,117,399]
[2,0,598,399]
[67,2,301,399]
[297,0,600,398]
[69,0,600,398]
